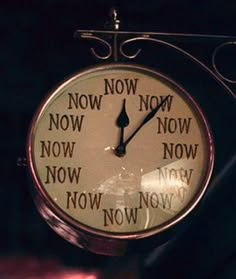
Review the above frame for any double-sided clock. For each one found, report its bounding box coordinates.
[26,9,215,256]
[27,62,214,255]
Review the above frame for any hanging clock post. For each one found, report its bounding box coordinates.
[26,9,215,256]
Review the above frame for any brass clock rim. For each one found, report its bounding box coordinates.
[27,62,214,241]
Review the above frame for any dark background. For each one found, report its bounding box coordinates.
[0,1,235,278]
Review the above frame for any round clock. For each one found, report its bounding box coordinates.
[27,63,214,255]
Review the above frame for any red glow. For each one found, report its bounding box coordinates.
[0,257,99,279]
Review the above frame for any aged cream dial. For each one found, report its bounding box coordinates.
[28,64,214,253]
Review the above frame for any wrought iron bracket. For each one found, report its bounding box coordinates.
[74,9,236,88]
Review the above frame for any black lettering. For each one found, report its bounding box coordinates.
[104,78,115,95]
[104,78,139,95]
[175,144,184,159]
[138,191,149,209]
[103,207,138,226]
[88,95,103,110]
[57,167,66,183]
[139,95,149,111]
[78,193,87,209]
[48,113,59,130]
[67,93,103,110]
[162,142,174,159]
[125,208,138,224]
[88,193,103,209]
[168,118,177,133]
[114,208,123,225]
[157,117,192,134]
[185,144,198,159]
[103,208,114,226]
[60,115,69,130]
[66,191,77,209]
[45,166,82,184]
[180,168,194,185]
[40,140,51,157]
[48,113,84,132]
[138,192,174,210]
[45,165,56,184]
[179,118,192,134]
[70,115,84,131]
[78,94,88,109]
[150,193,159,208]
[67,167,82,184]
[162,142,199,160]
[125,78,138,95]
[160,95,173,112]
[115,80,124,94]
[66,192,103,209]
[160,193,174,209]
[139,95,173,111]
[40,141,76,158]
[157,167,194,186]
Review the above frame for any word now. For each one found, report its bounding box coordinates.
[104,78,139,95]
[40,141,75,158]
[157,117,192,134]
[138,192,174,209]
[48,113,84,132]
[67,93,103,110]
[66,191,103,210]
[103,207,138,226]
[139,95,173,112]
[162,142,199,160]
[45,166,82,184]
[157,167,194,186]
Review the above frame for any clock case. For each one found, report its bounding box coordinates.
[26,20,235,256]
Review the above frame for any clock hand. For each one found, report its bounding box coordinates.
[115,99,130,157]
[124,95,170,145]
[115,95,170,157]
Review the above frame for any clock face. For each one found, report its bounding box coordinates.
[28,64,214,237]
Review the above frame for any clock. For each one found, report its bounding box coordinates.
[27,63,214,255]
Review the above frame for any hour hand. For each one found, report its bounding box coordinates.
[123,95,170,147]
[115,99,129,157]
[115,95,169,157]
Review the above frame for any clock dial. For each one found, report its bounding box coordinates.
[28,64,214,238]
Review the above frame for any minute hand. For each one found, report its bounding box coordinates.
[123,95,170,147]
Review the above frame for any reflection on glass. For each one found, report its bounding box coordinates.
[98,159,195,231]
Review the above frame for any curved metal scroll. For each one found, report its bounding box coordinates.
[119,37,143,59]
[74,29,236,94]
[212,41,236,83]
[80,33,112,60]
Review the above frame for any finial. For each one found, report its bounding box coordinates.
[105,8,120,30]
